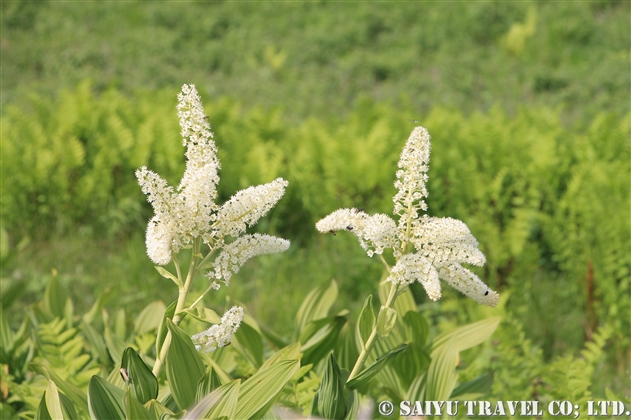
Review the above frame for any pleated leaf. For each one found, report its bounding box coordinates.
[185,379,240,419]
[121,347,158,404]
[317,354,347,420]
[155,300,176,357]
[346,343,407,390]
[123,389,151,420]
[165,319,205,410]
[295,280,338,337]
[87,375,125,420]
[356,295,375,348]
[376,306,397,337]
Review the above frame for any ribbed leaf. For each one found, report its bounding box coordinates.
[317,354,347,420]
[134,301,166,335]
[195,367,222,401]
[123,389,151,420]
[450,373,493,399]
[31,364,88,414]
[165,319,205,410]
[431,316,501,353]
[357,295,375,348]
[44,380,65,419]
[179,306,221,324]
[295,280,338,338]
[87,375,125,420]
[232,321,263,369]
[425,335,458,401]
[103,326,126,366]
[186,379,240,419]
[390,343,431,389]
[346,343,407,390]
[403,310,429,347]
[145,399,177,419]
[34,391,53,420]
[235,359,300,420]
[300,315,347,366]
[155,300,176,357]
[44,276,68,319]
[376,306,397,337]
[121,347,158,404]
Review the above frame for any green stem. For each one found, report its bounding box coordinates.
[347,281,400,382]
[152,238,202,376]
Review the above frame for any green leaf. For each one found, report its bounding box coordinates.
[31,363,88,414]
[165,319,205,410]
[35,391,53,420]
[235,359,300,420]
[232,321,263,369]
[123,389,152,420]
[104,325,126,365]
[357,295,375,348]
[346,343,407,390]
[431,316,501,353]
[196,367,223,401]
[450,373,494,399]
[145,399,177,419]
[81,320,111,365]
[403,311,429,347]
[121,347,158,404]
[154,266,182,287]
[186,379,240,419]
[343,389,359,420]
[299,315,347,366]
[425,335,458,401]
[260,342,302,370]
[179,307,221,324]
[390,343,431,390]
[87,375,125,420]
[45,275,68,319]
[317,354,347,420]
[44,380,65,419]
[155,300,176,357]
[376,306,397,337]
[335,322,359,371]
[295,280,338,338]
[134,301,167,335]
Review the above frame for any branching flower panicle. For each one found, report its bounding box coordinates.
[316,126,499,307]
[192,306,244,352]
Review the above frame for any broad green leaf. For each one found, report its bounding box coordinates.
[121,347,158,404]
[300,315,347,366]
[343,389,359,420]
[44,380,65,419]
[44,276,67,319]
[155,300,176,357]
[154,266,182,287]
[81,320,111,364]
[145,399,177,419]
[425,335,458,401]
[431,316,501,353]
[259,323,289,350]
[196,367,222,401]
[295,280,338,338]
[112,309,127,339]
[346,343,407,390]
[201,353,233,385]
[31,363,88,414]
[186,379,240,419]
[260,342,302,370]
[235,359,300,420]
[35,391,53,420]
[232,321,263,368]
[104,325,126,365]
[134,301,167,335]
[317,354,346,420]
[88,375,125,420]
[82,288,113,325]
[403,311,429,347]
[335,322,359,371]
[450,373,494,399]
[179,307,221,324]
[1,279,26,314]
[123,389,151,419]
[390,343,431,389]
[376,306,397,337]
[357,295,375,348]
[165,319,205,410]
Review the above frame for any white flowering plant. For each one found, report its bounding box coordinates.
[309,127,501,418]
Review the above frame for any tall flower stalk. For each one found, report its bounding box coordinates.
[137,85,290,376]
[316,126,498,381]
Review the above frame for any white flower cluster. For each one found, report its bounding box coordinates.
[315,127,499,307]
[210,234,290,286]
[215,178,289,238]
[136,84,289,282]
[192,306,244,352]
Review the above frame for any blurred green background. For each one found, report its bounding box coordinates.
[1,0,629,403]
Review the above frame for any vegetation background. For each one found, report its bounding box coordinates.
[1,0,629,412]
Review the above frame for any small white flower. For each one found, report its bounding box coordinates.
[192,306,244,352]
[215,178,289,238]
[388,253,441,301]
[210,234,290,286]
